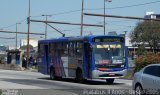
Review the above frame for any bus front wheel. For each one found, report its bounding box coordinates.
[106,79,114,84]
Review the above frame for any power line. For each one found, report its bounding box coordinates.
[0,18,26,29]
[85,15,138,25]
[107,23,135,28]
[85,16,136,27]
[18,18,27,24]
[86,0,160,10]
[51,9,81,16]
[2,1,160,30]
[0,24,16,30]
[0,40,15,42]
[107,19,136,23]
[31,1,160,17]
[0,30,45,35]
[0,37,15,39]
[31,9,81,18]
[62,27,80,32]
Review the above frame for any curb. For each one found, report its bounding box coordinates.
[0,63,24,71]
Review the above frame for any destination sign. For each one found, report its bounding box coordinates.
[96,44,121,48]
[93,37,124,42]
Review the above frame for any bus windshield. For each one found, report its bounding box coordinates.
[93,43,125,65]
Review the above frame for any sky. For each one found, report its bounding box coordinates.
[0,0,159,47]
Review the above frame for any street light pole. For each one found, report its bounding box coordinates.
[27,0,31,68]
[16,23,21,49]
[42,15,52,39]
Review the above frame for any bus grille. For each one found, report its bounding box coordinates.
[99,74,123,77]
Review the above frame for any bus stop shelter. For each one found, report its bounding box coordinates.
[7,50,23,65]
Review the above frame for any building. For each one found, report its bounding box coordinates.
[20,38,39,57]
[144,12,160,19]
[20,38,39,48]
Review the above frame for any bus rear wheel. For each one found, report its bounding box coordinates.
[50,68,55,80]
[106,79,114,84]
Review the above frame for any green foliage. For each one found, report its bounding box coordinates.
[135,52,160,72]
[130,21,160,53]
[0,54,5,60]
[136,45,146,55]
[0,54,6,63]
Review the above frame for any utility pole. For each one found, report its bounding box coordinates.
[42,15,52,39]
[27,0,31,68]
[104,0,106,35]
[103,0,112,35]
[16,23,21,49]
[80,0,84,36]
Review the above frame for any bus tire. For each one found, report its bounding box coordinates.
[76,69,83,83]
[106,79,114,84]
[50,68,55,80]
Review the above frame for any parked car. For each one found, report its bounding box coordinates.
[133,64,160,95]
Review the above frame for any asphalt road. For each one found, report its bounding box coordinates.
[0,69,134,95]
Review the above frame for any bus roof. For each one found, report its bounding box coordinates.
[38,37,68,43]
[38,35,124,43]
[83,35,124,39]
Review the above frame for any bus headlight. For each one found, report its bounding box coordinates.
[121,65,124,67]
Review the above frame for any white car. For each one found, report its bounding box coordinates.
[133,64,160,95]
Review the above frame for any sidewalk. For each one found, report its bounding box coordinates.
[0,63,38,72]
[0,63,23,71]
[24,68,38,72]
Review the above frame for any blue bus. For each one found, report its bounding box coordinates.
[37,35,128,83]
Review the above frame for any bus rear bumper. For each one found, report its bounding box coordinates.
[92,69,127,79]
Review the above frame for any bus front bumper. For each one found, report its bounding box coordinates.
[92,69,127,79]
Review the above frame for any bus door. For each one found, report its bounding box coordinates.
[44,45,49,74]
[84,43,92,78]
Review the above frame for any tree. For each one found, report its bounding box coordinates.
[20,45,34,50]
[130,21,160,53]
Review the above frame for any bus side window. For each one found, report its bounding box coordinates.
[38,44,44,56]
[76,41,83,58]
[68,42,71,56]
[63,43,68,56]
[49,43,55,56]
[53,43,57,56]
[48,43,51,56]
[57,43,61,56]
[69,42,74,57]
